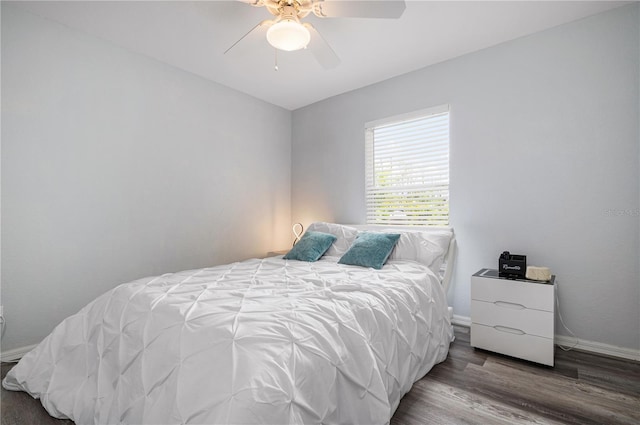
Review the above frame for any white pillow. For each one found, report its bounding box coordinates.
[380,229,453,273]
[306,222,359,257]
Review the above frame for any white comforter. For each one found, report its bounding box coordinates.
[3,256,453,424]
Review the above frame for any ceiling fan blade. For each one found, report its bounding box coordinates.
[313,0,406,19]
[304,23,340,69]
[224,20,273,55]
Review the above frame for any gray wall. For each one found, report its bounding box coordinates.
[292,5,640,350]
[1,5,292,351]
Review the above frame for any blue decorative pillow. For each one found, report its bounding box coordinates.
[338,232,401,269]
[283,231,337,262]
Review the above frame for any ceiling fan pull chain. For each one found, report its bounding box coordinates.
[274,48,279,71]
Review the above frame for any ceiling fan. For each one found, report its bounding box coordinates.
[224,0,406,69]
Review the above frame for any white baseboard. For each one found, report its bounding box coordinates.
[1,344,37,362]
[452,314,471,327]
[451,314,639,362]
[555,335,640,362]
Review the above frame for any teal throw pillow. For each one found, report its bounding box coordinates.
[338,232,401,269]
[283,231,337,262]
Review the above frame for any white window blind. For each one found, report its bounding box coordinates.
[365,105,450,226]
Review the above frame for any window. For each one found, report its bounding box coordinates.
[365,105,450,226]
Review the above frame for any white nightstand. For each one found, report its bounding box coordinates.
[470,268,555,366]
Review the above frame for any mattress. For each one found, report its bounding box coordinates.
[3,256,453,424]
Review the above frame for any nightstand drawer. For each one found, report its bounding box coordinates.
[471,323,554,366]
[471,300,554,338]
[471,276,554,311]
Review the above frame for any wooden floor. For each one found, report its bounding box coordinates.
[2,326,639,425]
[391,326,640,425]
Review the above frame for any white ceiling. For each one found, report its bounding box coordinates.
[11,0,630,110]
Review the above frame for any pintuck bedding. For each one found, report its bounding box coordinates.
[3,255,453,424]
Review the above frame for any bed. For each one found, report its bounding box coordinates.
[3,223,456,424]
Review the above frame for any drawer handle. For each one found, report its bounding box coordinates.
[494,301,526,310]
[493,325,525,335]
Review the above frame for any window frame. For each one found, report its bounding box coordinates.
[364,104,450,226]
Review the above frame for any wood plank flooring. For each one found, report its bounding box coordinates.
[391,326,640,425]
[2,325,638,424]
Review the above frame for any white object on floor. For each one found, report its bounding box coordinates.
[471,268,555,366]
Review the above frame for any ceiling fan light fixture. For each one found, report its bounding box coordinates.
[266,19,310,51]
